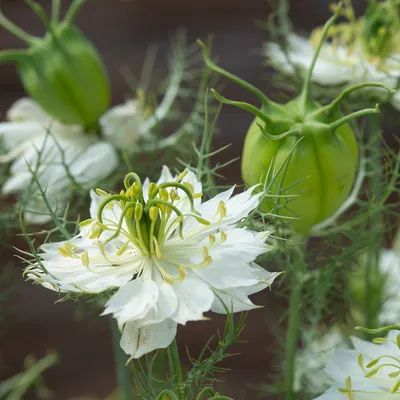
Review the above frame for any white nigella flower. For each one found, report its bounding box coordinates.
[294,326,347,395]
[27,166,279,359]
[315,329,400,399]
[378,249,400,326]
[265,1,400,110]
[0,98,119,224]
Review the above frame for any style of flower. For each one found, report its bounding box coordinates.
[27,166,279,359]
[265,2,400,110]
[378,249,400,326]
[0,98,118,224]
[294,326,346,395]
[315,330,400,399]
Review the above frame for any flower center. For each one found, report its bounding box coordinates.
[339,334,400,397]
[96,171,210,256]
[310,0,400,68]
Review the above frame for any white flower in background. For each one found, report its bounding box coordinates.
[315,330,400,399]
[27,166,280,359]
[0,98,118,224]
[379,249,400,326]
[294,326,347,395]
[100,33,207,153]
[265,1,400,110]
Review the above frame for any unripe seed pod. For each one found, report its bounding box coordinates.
[242,106,358,233]
[199,5,389,234]
[0,0,110,128]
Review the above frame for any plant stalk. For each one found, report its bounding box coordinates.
[364,114,382,335]
[110,319,134,400]
[167,338,185,399]
[284,237,307,400]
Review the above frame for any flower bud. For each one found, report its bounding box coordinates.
[0,0,110,127]
[362,0,400,60]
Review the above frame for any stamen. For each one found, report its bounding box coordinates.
[218,201,227,219]
[176,170,188,182]
[221,232,227,243]
[134,203,143,220]
[79,218,93,227]
[153,237,163,259]
[209,234,216,245]
[116,242,129,256]
[95,188,108,197]
[81,251,89,267]
[149,206,159,221]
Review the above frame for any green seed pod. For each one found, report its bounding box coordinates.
[0,0,110,128]
[199,4,391,234]
[362,0,400,59]
[241,105,358,233]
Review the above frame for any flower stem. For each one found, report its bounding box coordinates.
[364,114,382,335]
[284,237,307,400]
[110,320,134,400]
[167,339,185,399]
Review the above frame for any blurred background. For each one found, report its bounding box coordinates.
[0,0,367,399]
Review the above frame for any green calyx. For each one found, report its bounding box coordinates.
[198,1,393,234]
[0,0,110,128]
[362,0,400,59]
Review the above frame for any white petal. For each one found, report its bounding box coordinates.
[210,265,280,313]
[29,237,138,291]
[313,387,348,400]
[142,280,178,325]
[266,34,362,86]
[103,278,159,327]
[69,141,119,187]
[120,318,177,359]
[100,100,143,149]
[2,171,32,193]
[170,276,214,325]
[157,165,174,185]
[7,98,51,123]
[0,121,45,153]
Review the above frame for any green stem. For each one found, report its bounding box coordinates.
[300,4,341,113]
[51,0,61,23]
[110,319,134,400]
[284,237,307,400]
[167,339,185,399]
[364,114,382,336]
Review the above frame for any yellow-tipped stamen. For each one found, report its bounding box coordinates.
[153,237,163,259]
[134,203,143,221]
[79,218,93,227]
[81,251,89,267]
[218,201,227,219]
[221,231,227,243]
[116,242,129,256]
[209,234,216,245]
[95,188,108,197]
[176,170,188,182]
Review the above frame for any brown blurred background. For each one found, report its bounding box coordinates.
[0,1,366,399]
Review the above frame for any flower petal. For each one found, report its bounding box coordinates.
[70,141,119,187]
[99,100,143,150]
[120,318,177,359]
[7,98,51,123]
[170,276,214,325]
[210,265,280,313]
[103,278,159,327]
